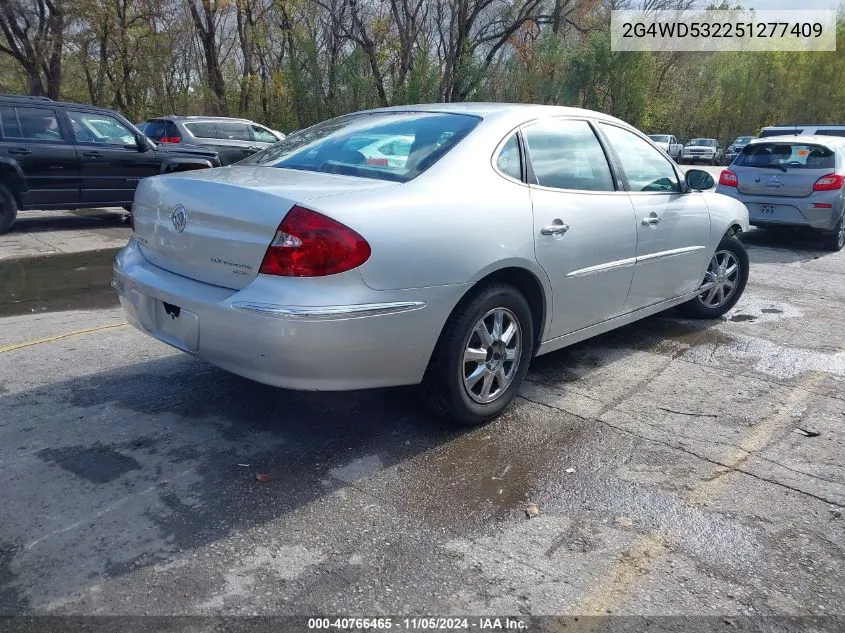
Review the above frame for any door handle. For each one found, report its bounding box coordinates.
[82,151,103,158]
[541,220,570,236]
[8,148,31,155]
[642,212,661,226]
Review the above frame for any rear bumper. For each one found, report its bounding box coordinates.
[714,188,844,231]
[113,240,466,390]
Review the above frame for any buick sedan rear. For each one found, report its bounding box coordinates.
[114,104,750,425]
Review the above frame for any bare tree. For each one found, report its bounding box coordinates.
[187,0,229,115]
[0,0,65,98]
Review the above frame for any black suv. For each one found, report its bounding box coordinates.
[0,94,221,234]
[137,115,284,166]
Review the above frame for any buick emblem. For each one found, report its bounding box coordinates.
[171,205,187,232]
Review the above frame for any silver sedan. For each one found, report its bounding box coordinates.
[113,104,750,425]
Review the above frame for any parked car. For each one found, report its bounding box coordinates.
[113,103,750,426]
[716,135,845,251]
[759,124,845,138]
[725,135,756,164]
[648,134,682,160]
[0,94,220,234]
[679,138,723,165]
[136,116,285,166]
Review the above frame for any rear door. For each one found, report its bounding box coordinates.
[597,122,711,309]
[523,118,638,339]
[0,104,79,208]
[183,121,258,165]
[66,109,159,206]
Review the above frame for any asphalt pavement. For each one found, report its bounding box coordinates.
[1,220,843,622]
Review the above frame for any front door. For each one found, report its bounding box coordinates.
[523,118,638,339]
[597,123,711,310]
[0,104,79,208]
[65,110,159,207]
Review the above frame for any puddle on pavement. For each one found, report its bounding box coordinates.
[729,314,756,323]
[394,416,587,530]
[0,249,119,316]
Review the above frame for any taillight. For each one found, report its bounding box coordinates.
[259,206,371,277]
[719,169,738,187]
[159,136,181,143]
[813,173,845,191]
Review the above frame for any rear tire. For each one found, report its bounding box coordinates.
[821,214,845,252]
[422,283,534,427]
[0,183,18,235]
[679,235,749,319]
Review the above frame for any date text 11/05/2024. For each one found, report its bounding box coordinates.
[307,617,528,630]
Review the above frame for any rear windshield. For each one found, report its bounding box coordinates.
[238,112,480,183]
[735,143,835,170]
[649,135,670,143]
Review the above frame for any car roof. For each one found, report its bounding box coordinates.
[0,94,124,116]
[365,102,627,127]
[761,124,845,130]
[747,134,845,147]
[145,115,257,123]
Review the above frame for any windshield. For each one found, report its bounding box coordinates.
[239,112,480,183]
[735,142,835,170]
[734,136,754,144]
[649,135,670,143]
[688,139,716,147]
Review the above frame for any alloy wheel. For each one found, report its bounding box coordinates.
[462,308,522,404]
[698,250,741,308]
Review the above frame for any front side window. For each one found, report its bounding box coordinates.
[495,134,522,180]
[735,143,835,170]
[67,111,135,145]
[10,107,63,142]
[240,112,480,183]
[523,119,614,192]
[600,124,681,193]
[251,124,278,143]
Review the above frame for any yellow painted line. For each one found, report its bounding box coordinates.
[572,369,823,616]
[0,322,128,354]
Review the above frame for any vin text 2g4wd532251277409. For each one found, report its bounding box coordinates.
[113,103,750,426]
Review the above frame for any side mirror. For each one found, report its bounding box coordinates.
[134,134,150,152]
[685,169,714,191]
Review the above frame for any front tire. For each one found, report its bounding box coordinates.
[679,235,749,319]
[821,214,845,252]
[422,284,534,426]
[0,183,19,235]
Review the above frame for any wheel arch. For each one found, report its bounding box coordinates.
[0,159,25,206]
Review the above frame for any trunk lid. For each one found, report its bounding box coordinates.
[733,165,828,197]
[131,166,397,289]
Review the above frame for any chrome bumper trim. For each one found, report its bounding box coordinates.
[232,301,426,320]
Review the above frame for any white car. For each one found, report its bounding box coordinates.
[114,103,750,425]
[648,134,682,160]
[680,138,723,165]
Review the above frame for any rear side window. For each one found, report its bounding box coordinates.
[523,119,614,192]
[240,112,480,183]
[496,134,522,180]
[736,143,835,170]
[216,122,251,141]
[6,106,64,142]
[184,122,218,138]
[759,128,802,138]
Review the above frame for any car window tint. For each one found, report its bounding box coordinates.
[814,129,845,137]
[165,121,181,138]
[184,122,218,138]
[736,143,835,170]
[0,106,21,138]
[139,120,165,139]
[240,112,479,183]
[523,119,613,191]
[67,111,135,145]
[600,124,681,193]
[496,133,522,180]
[251,125,277,143]
[216,122,251,141]
[14,107,64,142]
